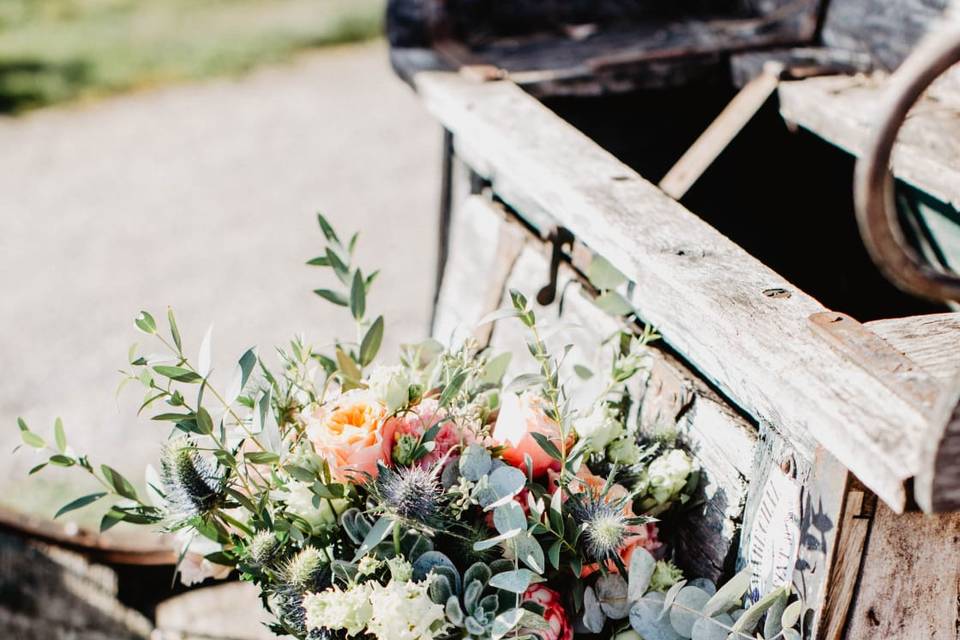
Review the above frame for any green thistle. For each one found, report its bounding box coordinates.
[277,547,332,637]
[249,530,281,568]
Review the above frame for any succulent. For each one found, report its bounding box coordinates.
[425,558,514,639]
[584,548,803,640]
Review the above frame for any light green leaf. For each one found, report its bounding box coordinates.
[491,608,525,640]
[702,568,750,617]
[167,308,182,352]
[198,324,214,378]
[313,288,348,307]
[152,365,202,383]
[55,492,107,519]
[226,348,257,406]
[244,451,280,465]
[480,352,512,385]
[134,311,157,334]
[489,569,541,594]
[20,430,45,449]
[101,465,138,501]
[353,516,393,560]
[54,417,67,453]
[587,255,628,290]
[594,291,634,316]
[350,271,366,320]
[359,316,384,366]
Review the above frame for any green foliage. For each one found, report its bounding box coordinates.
[0,0,386,113]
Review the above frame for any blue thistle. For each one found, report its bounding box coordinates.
[371,463,444,528]
[160,437,225,522]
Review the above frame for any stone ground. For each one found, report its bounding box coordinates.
[0,40,440,529]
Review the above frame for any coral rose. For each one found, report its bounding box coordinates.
[549,465,661,577]
[521,585,572,640]
[384,398,468,467]
[492,392,567,477]
[305,390,393,482]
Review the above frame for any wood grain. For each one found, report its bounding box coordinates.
[866,312,960,384]
[843,503,960,639]
[414,71,936,511]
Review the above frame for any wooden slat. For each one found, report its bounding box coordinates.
[778,70,960,209]
[866,312,960,383]
[843,503,960,639]
[413,71,936,511]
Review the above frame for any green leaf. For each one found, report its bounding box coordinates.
[359,316,384,366]
[587,255,628,290]
[702,568,750,617]
[313,288,348,307]
[101,465,138,501]
[49,455,75,467]
[573,364,594,380]
[489,569,541,594]
[196,407,214,435]
[594,291,634,316]
[151,412,194,422]
[306,255,330,266]
[17,417,29,432]
[439,370,468,407]
[167,308,182,352]
[100,509,123,532]
[134,310,157,334]
[730,586,789,635]
[28,463,47,475]
[54,417,67,453]
[20,430,45,449]
[530,432,562,461]
[317,212,340,244]
[55,492,107,519]
[226,348,257,406]
[152,365,202,383]
[245,451,280,465]
[350,270,366,320]
[336,347,362,384]
[326,247,350,284]
[480,352,512,386]
[353,516,393,560]
[491,608,525,640]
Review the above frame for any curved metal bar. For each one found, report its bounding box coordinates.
[854,20,960,302]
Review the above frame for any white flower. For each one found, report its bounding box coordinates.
[357,556,382,577]
[275,481,348,529]
[645,450,695,505]
[386,556,413,582]
[366,579,447,640]
[367,365,412,412]
[304,583,374,637]
[174,530,232,586]
[607,438,643,465]
[574,403,624,453]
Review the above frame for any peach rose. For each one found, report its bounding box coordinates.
[492,392,568,477]
[384,398,468,467]
[549,466,661,577]
[305,390,394,482]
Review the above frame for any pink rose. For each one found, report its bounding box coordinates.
[492,393,568,478]
[384,398,467,467]
[548,466,661,577]
[522,585,572,640]
[305,390,394,482]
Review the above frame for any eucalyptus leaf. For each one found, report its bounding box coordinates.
[583,586,607,633]
[493,501,526,535]
[780,600,802,630]
[729,586,789,635]
[459,444,493,482]
[587,255,628,290]
[596,574,631,619]
[702,568,750,617]
[668,586,711,637]
[594,291,634,316]
[488,569,540,594]
[491,608,525,640]
[629,593,682,640]
[628,548,657,601]
[690,613,733,640]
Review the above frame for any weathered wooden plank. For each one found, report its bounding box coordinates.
[820,0,952,71]
[414,71,934,511]
[778,70,960,210]
[866,312,960,384]
[843,503,960,639]
[433,195,526,347]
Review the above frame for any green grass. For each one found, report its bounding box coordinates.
[0,0,386,113]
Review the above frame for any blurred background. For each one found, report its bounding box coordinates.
[1,2,438,637]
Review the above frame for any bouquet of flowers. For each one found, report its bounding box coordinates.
[16,215,803,640]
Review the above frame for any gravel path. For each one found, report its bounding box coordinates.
[0,41,440,526]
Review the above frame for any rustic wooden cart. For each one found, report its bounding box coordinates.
[390,0,960,637]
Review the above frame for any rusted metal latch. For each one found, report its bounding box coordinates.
[537,226,574,305]
[854,19,960,302]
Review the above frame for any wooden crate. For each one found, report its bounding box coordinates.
[402,3,960,634]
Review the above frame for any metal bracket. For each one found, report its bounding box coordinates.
[536,226,574,305]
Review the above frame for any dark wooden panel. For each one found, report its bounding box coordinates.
[821,0,952,70]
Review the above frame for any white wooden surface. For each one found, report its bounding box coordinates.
[413,71,943,512]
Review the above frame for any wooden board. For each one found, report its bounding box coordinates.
[866,312,960,384]
[843,504,960,639]
[413,71,945,512]
[820,0,953,71]
[778,70,960,210]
